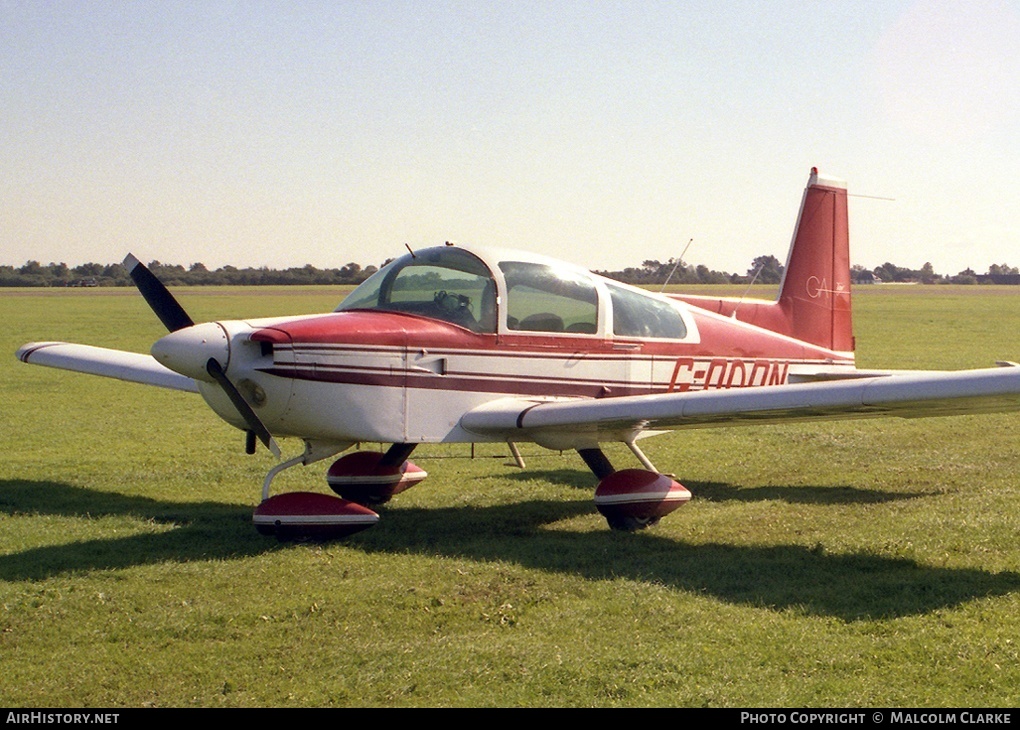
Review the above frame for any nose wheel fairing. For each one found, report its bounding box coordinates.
[254,440,381,541]
[254,492,379,540]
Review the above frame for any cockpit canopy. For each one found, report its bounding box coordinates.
[336,245,691,340]
[337,247,495,331]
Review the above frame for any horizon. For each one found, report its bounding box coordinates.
[4,251,1012,281]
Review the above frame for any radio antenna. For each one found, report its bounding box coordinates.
[659,238,694,292]
[731,263,765,320]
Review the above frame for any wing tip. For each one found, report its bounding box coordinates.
[16,341,65,363]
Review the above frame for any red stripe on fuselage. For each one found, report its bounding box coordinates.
[259,365,652,398]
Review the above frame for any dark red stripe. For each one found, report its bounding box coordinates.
[258,366,659,398]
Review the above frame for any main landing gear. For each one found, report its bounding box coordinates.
[578,445,691,531]
[252,440,688,539]
[253,441,427,540]
[326,443,428,504]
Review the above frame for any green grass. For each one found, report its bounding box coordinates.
[2,285,1020,706]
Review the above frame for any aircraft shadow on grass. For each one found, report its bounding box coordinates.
[1,478,1016,622]
[0,479,282,579]
[684,481,932,505]
[502,468,930,505]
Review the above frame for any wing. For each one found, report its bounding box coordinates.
[461,366,1020,444]
[16,342,199,393]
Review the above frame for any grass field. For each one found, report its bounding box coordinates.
[2,285,1019,707]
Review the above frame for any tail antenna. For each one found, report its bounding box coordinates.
[730,263,765,320]
[659,238,694,293]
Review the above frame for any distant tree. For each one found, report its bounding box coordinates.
[873,262,921,283]
[919,262,939,284]
[338,262,363,284]
[74,262,105,278]
[15,261,50,286]
[951,268,978,285]
[748,255,784,285]
[695,264,729,285]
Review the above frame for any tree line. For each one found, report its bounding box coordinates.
[0,260,381,288]
[2,256,1018,288]
[595,257,1020,286]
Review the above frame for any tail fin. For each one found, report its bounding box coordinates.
[775,168,853,353]
[674,168,854,355]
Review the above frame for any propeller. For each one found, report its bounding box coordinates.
[206,357,281,458]
[124,253,281,458]
[123,254,194,332]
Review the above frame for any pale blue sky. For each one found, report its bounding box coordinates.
[3,1,1018,275]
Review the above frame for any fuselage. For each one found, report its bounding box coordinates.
[168,245,855,446]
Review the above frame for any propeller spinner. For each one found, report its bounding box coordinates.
[124,254,281,458]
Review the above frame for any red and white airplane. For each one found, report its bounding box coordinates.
[17,169,1020,537]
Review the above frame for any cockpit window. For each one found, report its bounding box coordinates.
[336,248,497,333]
[499,262,598,334]
[607,283,687,339]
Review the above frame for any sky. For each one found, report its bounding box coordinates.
[2,0,1019,276]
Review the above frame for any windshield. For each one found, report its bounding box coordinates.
[336,248,497,333]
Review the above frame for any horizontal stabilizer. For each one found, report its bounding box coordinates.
[16,342,198,393]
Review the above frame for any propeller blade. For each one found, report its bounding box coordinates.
[123,254,195,333]
[206,357,281,458]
